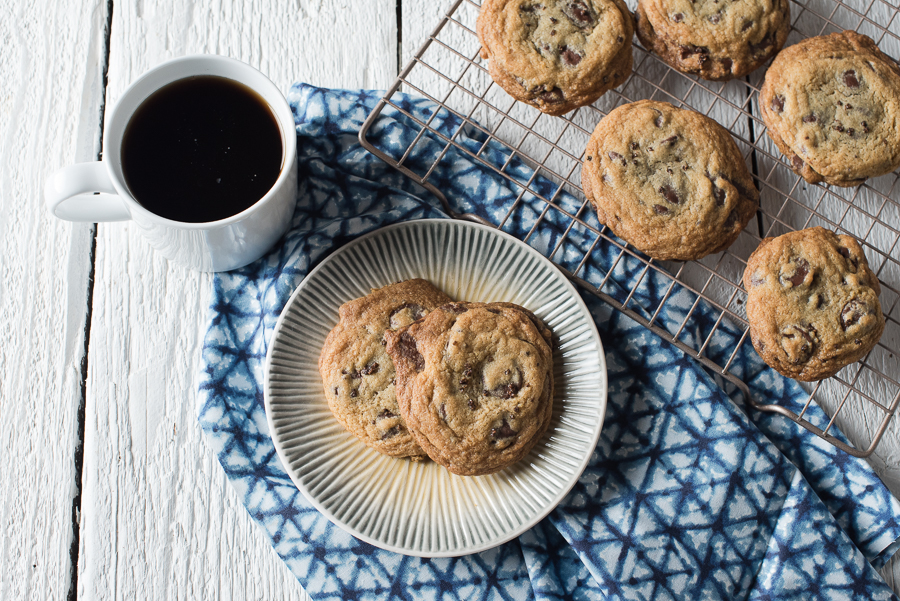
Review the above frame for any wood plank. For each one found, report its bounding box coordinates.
[0,0,107,599]
[79,1,396,599]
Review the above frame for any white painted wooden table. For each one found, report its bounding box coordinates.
[2,0,899,599]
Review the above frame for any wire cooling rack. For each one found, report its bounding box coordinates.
[358,0,900,457]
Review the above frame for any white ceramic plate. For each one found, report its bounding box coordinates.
[264,219,607,557]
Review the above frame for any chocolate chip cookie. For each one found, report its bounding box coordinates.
[760,31,900,187]
[635,0,790,81]
[581,100,759,261]
[319,279,452,459]
[477,0,634,115]
[743,227,884,381]
[386,302,554,476]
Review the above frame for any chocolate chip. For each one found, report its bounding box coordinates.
[709,12,721,24]
[832,120,845,133]
[722,58,733,71]
[617,35,624,43]
[351,361,380,379]
[742,20,754,32]
[654,112,664,128]
[396,331,424,371]
[750,272,765,287]
[680,45,709,62]
[537,87,565,104]
[791,155,804,171]
[439,403,447,421]
[724,209,740,229]
[672,12,684,22]
[376,409,396,420]
[350,389,358,398]
[771,95,785,113]
[608,151,624,162]
[802,114,817,123]
[381,425,401,440]
[563,0,595,28]
[442,302,468,314]
[841,299,872,330]
[491,419,518,439]
[847,128,856,136]
[550,29,556,36]
[389,303,427,329]
[781,324,818,363]
[748,33,774,56]
[862,121,870,133]
[843,70,860,88]
[468,399,479,410]
[662,135,678,145]
[561,46,582,66]
[659,184,682,205]
[485,381,522,399]
[780,258,809,287]
[654,204,669,214]
[713,185,726,206]
[333,387,339,395]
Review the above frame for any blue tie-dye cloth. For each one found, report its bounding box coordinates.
[198,85,900,600]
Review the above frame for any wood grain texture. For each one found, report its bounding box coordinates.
[0,0,106,599]
[78,1,395,599]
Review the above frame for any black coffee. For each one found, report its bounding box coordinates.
[121,75,283,223]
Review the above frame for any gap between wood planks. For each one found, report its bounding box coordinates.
[67,1,113,600]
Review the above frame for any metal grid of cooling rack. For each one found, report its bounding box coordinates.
[358,0,900,457]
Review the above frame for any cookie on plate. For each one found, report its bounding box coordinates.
[635,0,790,81]
[386,302,554,476]
[760,31,900,187]
[319,279,452,459]
[477,0,634,116]
[743,227,884,381]
[581,100,759,261]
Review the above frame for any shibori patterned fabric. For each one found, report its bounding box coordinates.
[198,85,900,600]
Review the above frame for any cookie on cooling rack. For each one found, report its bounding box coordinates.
[581,100,759,261]
[743,227,884,382]
[635,0,790,80]
[760,31,900,187]
[476,0,634,116]
[319,279,452,459]
[386,302,554,476]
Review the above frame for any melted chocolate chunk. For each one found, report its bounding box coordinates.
[376,409,396,420]
[781,323,817,363]
[654,112,664,128]
[389,303,427,329]
[351,361,380,379]
[841,299,871,330]
[771,95,785,113]
[724,209,740,229]
[485,380,522,399]
[662,135,678,145]
[791,155,804,171]
[380,425,401,440]
[490,419,518,440]
[439,403,447,421]
[781,258,810,287]
[843,70,860,88]
[748,33,774,56]
[713,185,726,206]
[721,58,733,72]
[680,44,709,61]
[750,272,766,287]
[537,87,565,104]
[563,0,595,28]
[742,20,754,32]
[397,332,424,371]
[672,12,683,22]
[350,389,358,398]
[802,114,818,123]
[659,184,682,205]
[654,204,669,215]
[560,46,582,66]
[608,151,624,162]
[442,303,469,314]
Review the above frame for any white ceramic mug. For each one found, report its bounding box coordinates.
[44,55,297,272]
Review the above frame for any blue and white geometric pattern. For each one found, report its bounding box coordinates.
[198,85,900,600]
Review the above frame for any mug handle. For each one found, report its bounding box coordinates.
[45,162,132,222]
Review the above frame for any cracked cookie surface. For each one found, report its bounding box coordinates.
[760,31,900,187]
[636,0,789,80]
[319,279,452,459]
[743,227,884,381]
[477,0,634,115]
[386,302,554,476]
[581,100,759,261]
